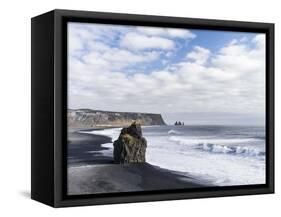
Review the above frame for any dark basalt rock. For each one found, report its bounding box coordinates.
[113,122,147,163]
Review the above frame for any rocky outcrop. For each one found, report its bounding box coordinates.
[68,109,166,128]
[113,122,147,163]
[175,121,184,125]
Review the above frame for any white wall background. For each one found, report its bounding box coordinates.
[0,0,279,215]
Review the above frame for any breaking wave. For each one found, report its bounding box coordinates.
[197,143,265,157]
[168,129,183,135]
[168,136,265,158]
[81,125,266,186]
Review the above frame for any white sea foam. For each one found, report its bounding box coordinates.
[86,143,114,158]
[102,143,114,149]
[168,136,258,146]
[168,130,183,135]
[82,126,266,186]
[80,129,120,158]
[168,136,265,158]
[80,128,121,142]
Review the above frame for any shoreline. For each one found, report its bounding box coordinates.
[68,163,204,195]
[67,128,207,195]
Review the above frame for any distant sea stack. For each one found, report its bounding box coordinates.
[68,109,166,128]
[113,122,147,163]
[174,121,184,126]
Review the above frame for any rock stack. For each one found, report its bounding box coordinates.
[113,122,147,163]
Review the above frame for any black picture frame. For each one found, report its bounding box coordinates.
[31,9,274,207]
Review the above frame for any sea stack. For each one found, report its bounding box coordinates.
[113,122,147,163]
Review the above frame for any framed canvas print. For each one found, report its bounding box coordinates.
[31,9,274,207]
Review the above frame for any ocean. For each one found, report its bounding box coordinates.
[82,125,266,186]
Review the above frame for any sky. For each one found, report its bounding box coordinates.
[68,22,265,125]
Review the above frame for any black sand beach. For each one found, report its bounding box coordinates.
[68,129,206,195]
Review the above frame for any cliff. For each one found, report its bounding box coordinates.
[68,109,166,128]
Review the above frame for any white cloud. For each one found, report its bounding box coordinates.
[68,23,265,122]
[82,47,159,70]
[120,32,175,50]
[136,26,196,39]
[167,29,196,39]
[252,34,265,48]
[212,36,265,74]
[68,33,83,53]
[186,46,211,65]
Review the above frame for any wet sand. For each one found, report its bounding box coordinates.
[68,129,206,195]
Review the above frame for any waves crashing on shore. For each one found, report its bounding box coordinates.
[83,125,266,186]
